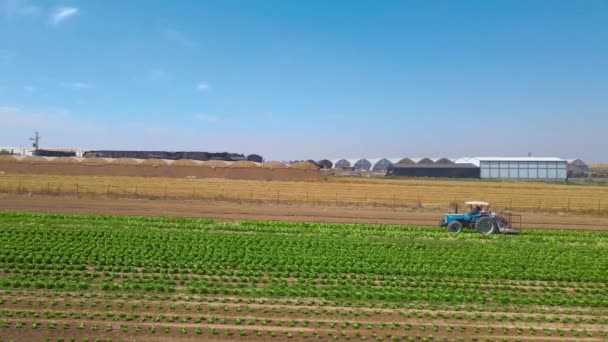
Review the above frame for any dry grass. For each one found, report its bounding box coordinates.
[589,163,608,170]
[0,173,606,214]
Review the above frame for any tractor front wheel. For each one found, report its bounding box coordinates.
[476,217,497,235]
[447,221,463,233]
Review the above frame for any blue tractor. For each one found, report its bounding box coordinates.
[439,201,520,234]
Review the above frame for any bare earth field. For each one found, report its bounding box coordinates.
[1,173,607,214]
[0,195,605,230]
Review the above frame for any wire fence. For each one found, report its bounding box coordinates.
[1,180,606,215]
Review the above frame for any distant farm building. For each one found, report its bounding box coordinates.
[454,157,567,180]
[247,154,264,163]
[322,156,571,180]
[83,150,259,162]
[387,163,480,178]
[317,159,333,169]
[567,159,590,177]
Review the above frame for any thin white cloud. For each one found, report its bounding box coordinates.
[147,68,172,82]
[49,6,78,26]
[195,113,219,122]
[3,0,41,18]
[0,105,71,129]
[196,82,210,92]
[23,85,36,92]
[162,28,196,48]
[62,81,92,90]
[0,50,15,64]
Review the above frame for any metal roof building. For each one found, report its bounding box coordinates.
[454,157,567,180]
[387,163,480,178]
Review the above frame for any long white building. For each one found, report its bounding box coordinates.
[0,146,85,157]
[454,157,567,180]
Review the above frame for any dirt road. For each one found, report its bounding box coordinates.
[0,195,605,230]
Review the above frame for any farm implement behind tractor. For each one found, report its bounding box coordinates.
[439,201,520,235]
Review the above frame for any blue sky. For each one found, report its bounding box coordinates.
[1,0,606,161]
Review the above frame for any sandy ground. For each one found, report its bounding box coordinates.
[0,194,605,230]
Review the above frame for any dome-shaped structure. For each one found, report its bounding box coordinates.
[289,161,319,170]
[434,157,454,164]
[372,158,396,173]
[417,158,434,164]
[141,158,168,166]
[51,157,81,164]
[229,160,259,168]
[306,160,319,167]
[397,158,415,164]
[172,159,201,167]
[202,160,228,168]
[111,158,142,165]
[261,161,288,169]
[317,159,333,169]
[333,159,351,168]
[353,159,372,171]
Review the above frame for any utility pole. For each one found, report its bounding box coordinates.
[29,131,41,150]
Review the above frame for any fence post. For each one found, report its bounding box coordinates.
[567,198,570,212]
[192,188,196,200]
[393,193,396,209]
[599,199,601,215]
[335,193,338,206]
[76,183,79,197]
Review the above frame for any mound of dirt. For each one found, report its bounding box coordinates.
[229,160,259,168]
[111,158,142,165]
[51,157,81,164]
[22,156,51,163]
[201,160,228,168]
[81,157,111,165]
[172,159,202,167]
[0,155,20,163]
[140,158,169,166]
[261,161,288,169]
[289,161,319,170]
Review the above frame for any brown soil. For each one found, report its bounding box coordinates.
[0,194,605,230]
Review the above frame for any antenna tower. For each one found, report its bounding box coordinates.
[29,131,41,150]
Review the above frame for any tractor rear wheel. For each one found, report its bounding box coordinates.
[476,217,497,235]
[447,221,463,233]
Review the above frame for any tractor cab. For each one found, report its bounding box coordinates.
[466,201,490,216]
[439,201,520,235]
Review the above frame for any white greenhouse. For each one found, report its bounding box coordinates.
[454,157,567,180]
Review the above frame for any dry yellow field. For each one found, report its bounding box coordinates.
[0,173,606,214]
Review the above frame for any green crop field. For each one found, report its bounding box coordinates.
[0,212,607,341]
